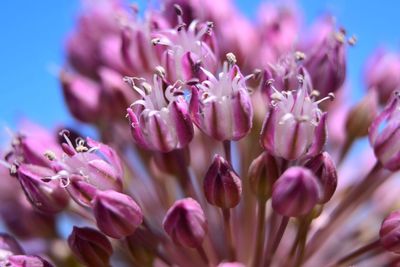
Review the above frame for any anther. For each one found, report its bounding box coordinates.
[295,51,306,61]
[310,90,321,99]
[44,150,56,161]
[174,4,183,16]
[226,52,237,66]
[151,38,161,46]
[348,35,357,46]
[155,66,166,79]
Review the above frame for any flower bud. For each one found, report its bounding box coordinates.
[6,255,53,267]
[125,227,159,266]
[380,210,400,254]
[163,198,207,248]
[203,155,242,209]
[0,233,24,257]
[272,167,320,217]
[248,152,280,200]
[260,85,328,160]
[17,164,69,213]
[305,152,337,203]
[60,72,101,123]
[369,92,400,171]
[365,49,400,104]
[345,90,378,139]
[93,190,143,239]
[303,17,346,96]
[190,62,253,141]
[68,226,113,267]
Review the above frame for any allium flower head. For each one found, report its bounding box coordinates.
[126,71,194,152]
[260,78,330,160]
[190,55,254,141]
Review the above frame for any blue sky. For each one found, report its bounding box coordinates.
[0,0,399,131]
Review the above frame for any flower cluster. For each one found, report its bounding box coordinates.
[2,1,400,267]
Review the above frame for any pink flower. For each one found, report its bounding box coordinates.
[190,58,253,141]
[260,82,329,160]
[126,72,194,152]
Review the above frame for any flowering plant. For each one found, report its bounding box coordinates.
[2,1,400,267]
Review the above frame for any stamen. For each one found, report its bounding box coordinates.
[315,92,335,105]
[226,53,237,66]
[59,130,75,153]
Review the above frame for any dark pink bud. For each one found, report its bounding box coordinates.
[98,67,135,120]
[272,167,320,217]
[93,190,143,239]
[369,92,400,171]
[345,89,378,138]
[248,152,280,200]
[0,233,24,256]
[303,20,346,96]
[6,255,53,267]
[17,164,69,213]
[380,210,400,254]
[60,72,101,123]
[305,152,337,203]
[260,86,328,160]
[365,48,400,104]
[68,226,113,267]
[163,198,207,248]
[203,154,242,208]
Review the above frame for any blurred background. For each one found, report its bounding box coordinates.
[0,0,399,130]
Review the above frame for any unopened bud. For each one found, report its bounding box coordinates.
[163,198,207,248]
[203,155,242,209]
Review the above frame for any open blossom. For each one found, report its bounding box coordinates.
[153,13,218,83]
[126,71,194,152]
[261,52,312,100]
[302,16,347,96]
[260,79,329,160]
[369,92,400,171]
[190,57,253,141]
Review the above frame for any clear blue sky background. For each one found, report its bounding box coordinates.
[0,0,399,132]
